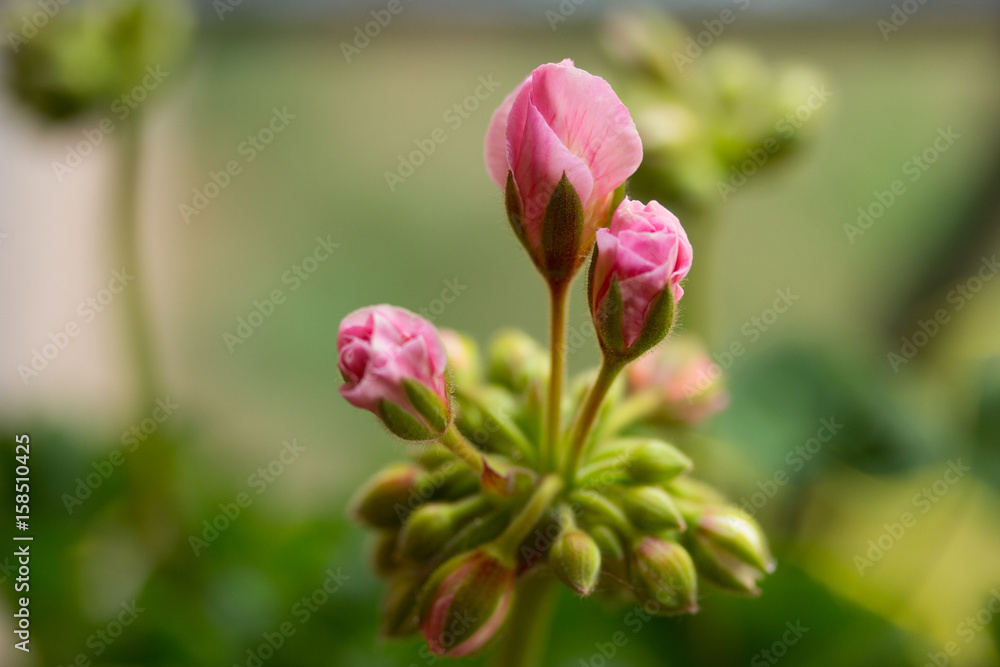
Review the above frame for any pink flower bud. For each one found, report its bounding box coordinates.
[338,305,450,439]
[420,549,515,657]
[485,59,643,278]
[589,198,692,356]
[627,336,729,424]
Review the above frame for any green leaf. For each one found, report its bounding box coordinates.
[540,172,585,281]
[403,378,449,433]
[378,400,435,441]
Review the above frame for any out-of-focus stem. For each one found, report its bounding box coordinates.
[115,113,160,412]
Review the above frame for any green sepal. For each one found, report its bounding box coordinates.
[596,275,625,355]
[505,171,535,262]
[549,529,603,596]
[378,399,435,441]
[540,172,585,281]
[623,281,675,360]
[403,378,449,434]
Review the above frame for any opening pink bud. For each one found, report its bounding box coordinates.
[485,59,643,275]
[420,549,515,657]
[590,198,692,352]
[337,305,450,437]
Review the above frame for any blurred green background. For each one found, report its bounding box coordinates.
[2,1,1000,665]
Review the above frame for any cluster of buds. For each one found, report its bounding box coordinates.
[4,0,192,121]
[339,60,772,659]
[601,9,827,214]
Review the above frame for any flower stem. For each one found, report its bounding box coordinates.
[544,279,570,473]
[563,359,624,486]
[492,474,564,557]
[115,113,160,412]
[488,571,557,667]
[595,390,661,440]
[438,425,487,475]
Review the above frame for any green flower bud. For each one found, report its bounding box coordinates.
[373,530,403,577]
[696,507,775,575]
[622,486,685,532]
[350,464,425,528]
[588,524,627,580]
[631,537,698,615]
[488,329,549,395]
[439,328,482,388]
[688,532,765,597]
[398,496,491,562]
[419,548,515,657]
[549,529,602,597]
[414,444,456,471]
[381,573,424,638]
[580,438,692,486]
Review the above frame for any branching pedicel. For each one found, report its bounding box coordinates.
[337,60,773,662]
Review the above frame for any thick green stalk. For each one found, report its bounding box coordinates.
[563,359,624,485]
[488,572,558,667]
[492,475,564,557]
[544,279,570,472]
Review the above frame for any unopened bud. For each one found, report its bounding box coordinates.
[692,507,774,590]
[440,328,482,388]
[350,464,424,528]
[631,537,698,615]
[381,573,424,638]
[549,529,602,596]
[622,486,685,532]
[419,548,515,657]
[488,330,549,394]
[399,496,491,562]
[626,336,729,425]
[373,530,403,577]
[578,439,692,487]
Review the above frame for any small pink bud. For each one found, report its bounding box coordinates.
[589,198,692,358]
[627,336,729,424]
[419,549,515,657]
[338,305,451,439]
[485,60,643,279]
